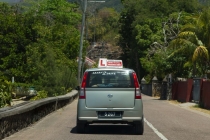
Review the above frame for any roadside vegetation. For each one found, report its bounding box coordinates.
[0,77,12,107]
[119,0,210,82]
[190,105,210,115]
[0,0,122,107]
[0,0,82,107]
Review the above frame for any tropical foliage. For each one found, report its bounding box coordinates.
[0,77,12,107]
[119,0,210,82]
[0,0,122,107]
[0,0,83,107]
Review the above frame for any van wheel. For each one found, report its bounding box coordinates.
[76,118,85,133]
[134,117,144,135]
[77,123,85,133]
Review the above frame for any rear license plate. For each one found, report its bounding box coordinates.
[98,111,122,118]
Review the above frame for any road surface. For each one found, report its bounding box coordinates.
[4,94,210,140]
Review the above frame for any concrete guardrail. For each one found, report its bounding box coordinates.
[0,90,78,140]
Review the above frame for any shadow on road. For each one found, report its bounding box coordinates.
[70,124,136,135]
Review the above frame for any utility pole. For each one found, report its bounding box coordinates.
[77,0,105,86]
[77,0,87,86]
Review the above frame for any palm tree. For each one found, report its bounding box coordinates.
[168,12,209,77]
[196,8,210,52]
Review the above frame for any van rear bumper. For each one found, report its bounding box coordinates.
[77,99,143,124]
[78,117,143,125]
[78,116,143,122]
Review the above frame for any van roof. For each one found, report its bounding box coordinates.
[85,67,134,72]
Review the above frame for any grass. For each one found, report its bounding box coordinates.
[190,105,210,115]
[169,100,210,115]
[168,100,181,104]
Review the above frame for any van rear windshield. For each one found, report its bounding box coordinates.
[85,70,134,88]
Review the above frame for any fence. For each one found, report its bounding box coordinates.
[141,77,210,110]
[141,76,169,100]
[199,80,210,109]
[171,78,210,109]
[171,79,193,102]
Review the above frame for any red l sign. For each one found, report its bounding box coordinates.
[100,59,106,66]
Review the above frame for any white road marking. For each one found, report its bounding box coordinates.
[144,118,168,140]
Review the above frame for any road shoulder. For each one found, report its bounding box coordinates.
[168,100,210,119]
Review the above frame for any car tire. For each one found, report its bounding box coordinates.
[134,116,144,135]
[76,123,85,133]
[76,118,85,133]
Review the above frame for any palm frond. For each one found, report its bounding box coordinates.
[178,31,199,44]
[169,38,196,50]
[183,61,193,68]
[192,46,209,62]
[168,37,198,59]
[181,24,196,32]
[168,46,192,58]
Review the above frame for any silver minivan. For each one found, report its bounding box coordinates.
[77,59,144,135]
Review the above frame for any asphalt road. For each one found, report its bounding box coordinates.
[3,94,210,140]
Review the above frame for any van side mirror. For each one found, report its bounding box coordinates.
[75,86,80,90]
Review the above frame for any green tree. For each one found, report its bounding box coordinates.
[22,0,82,95]
[0,3,30,82]
[196,8,210,51]
[142,11,209,79]
[0,1,82,97]
[119,0,202,80]
[168,11,209,77]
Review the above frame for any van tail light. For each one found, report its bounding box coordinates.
[132,72,141,99]
[80,72,88,99]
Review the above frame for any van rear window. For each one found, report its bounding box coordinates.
[85,70,134,88]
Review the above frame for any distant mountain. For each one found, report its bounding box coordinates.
[0,0,123,12]
[68,0,123,11]
[198,0,210,5]
[0,0,22,3]
[2,0,210,9]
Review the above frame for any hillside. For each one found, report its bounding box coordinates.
[0,0,123,12]
[0,0,22,3]
[2,0,210,8]
[68,0,123,12]
[6,0,210,12]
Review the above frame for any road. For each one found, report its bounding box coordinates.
[3,94,210,140]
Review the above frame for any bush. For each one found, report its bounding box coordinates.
[0,78,12,107]
[30,90,48,101]
[0,90,12,107]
